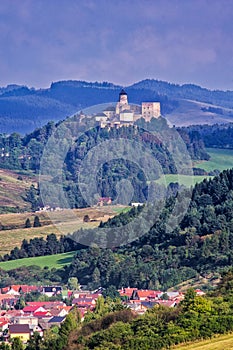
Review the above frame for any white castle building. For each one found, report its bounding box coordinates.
[95,89,161,128]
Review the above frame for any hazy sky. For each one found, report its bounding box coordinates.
[0,0,232,90]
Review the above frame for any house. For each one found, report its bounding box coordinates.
[23,306,46,315]
[19,285,40,294]
[195,289,205,296]
[30,325,43,337]
[119,287,137,300]
[49,308,68,318]
[0,320,9,334]
[48,316,66,328]
[33,311,52,318]
[9,324,31,342]
[131,290,155,301]
[42,286,62,297]
[13,316,38,327]
[97,197,112,206]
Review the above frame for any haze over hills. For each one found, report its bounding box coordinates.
[0,79,233,134]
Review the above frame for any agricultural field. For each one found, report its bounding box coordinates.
[0,251,76,270]
[174,333,233,350]
[0,205,128,255]
[195,148,233,172]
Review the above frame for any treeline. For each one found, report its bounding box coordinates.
[181,122,233,149]
[0,234,84,262]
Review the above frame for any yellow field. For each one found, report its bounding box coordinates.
[174,333,233,350]
[0,205,127,255]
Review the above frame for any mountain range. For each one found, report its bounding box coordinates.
[0,79,233,134]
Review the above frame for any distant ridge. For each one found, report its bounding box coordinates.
[0,79,232,134]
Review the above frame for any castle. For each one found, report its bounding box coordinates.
[94,89,161,128]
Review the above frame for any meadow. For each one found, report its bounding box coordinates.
[157,147,233,187]
[174,333,233,350]
[195,148,233,172]
[0,251,76,270]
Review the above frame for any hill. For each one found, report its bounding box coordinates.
[0,79,233,134]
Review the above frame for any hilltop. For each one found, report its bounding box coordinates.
[0,79,233,134]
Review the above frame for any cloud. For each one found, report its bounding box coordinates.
[0,0,232,89]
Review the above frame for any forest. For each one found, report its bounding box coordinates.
[0,117,209,209]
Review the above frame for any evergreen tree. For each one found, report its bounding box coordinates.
[33,216,41,227]
[25,218,31,228]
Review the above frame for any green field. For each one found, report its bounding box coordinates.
[174,333,233,349]
[156,148,233,187]
[195,148,233,172]
[0,251,76,271]
[156,174,212,187]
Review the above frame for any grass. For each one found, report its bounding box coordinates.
[173,333,233,349]
[195,148,233,172]
[0,251,76,270]
[156,174,212,187]
[156,148,233,187]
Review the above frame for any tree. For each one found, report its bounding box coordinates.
[102,285,120,299]
[67,277,80,291]
[15,296,25,310]
[33,216,41,227]
[11,337,24,350]
[0,343,10,350]
[83,215,90,223]
[25,332,42,350]
[25,218,31,228]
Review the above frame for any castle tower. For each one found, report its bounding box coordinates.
[116,89,130,114]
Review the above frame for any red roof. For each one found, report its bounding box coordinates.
[33,311,51,317]
[23,306,42,313]
[10,285,21,292]
[136,290,155,298]
[27,301,64,307]
[20,285,39,293]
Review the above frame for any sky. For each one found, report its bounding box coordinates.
[0,0,232,90]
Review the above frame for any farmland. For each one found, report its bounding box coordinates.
[0,205,128,255]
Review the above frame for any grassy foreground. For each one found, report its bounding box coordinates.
[0,251,76,270]
[173,333,233,350]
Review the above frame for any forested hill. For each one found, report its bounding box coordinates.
[0,79,233,134]
[65,168,233,290]
[182,123,233,149]
[130,79,233,108]
[0,118,209,209]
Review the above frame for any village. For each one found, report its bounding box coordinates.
[0,283,205,344]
